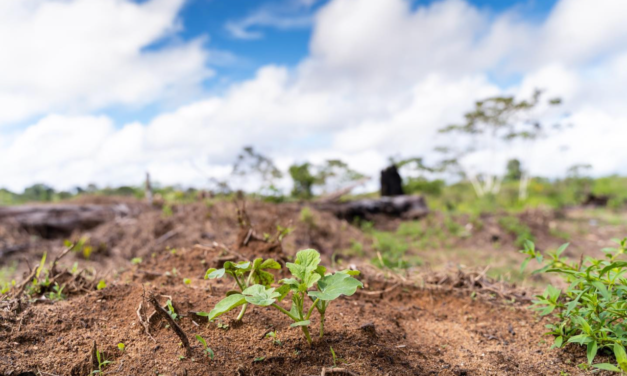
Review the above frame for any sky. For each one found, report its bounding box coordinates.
[1,0,626,192]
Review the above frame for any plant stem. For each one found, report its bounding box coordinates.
[319,313,325,338]
[271,303,299,321]
[234,275,245,291]
[301,325,313,345]
[236,303,247,321]
[306,298,320,320]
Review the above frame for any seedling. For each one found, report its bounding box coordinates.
[47,283,66,301]
[92,348,112,374]
[204,256,282,321]
[131,257,143,265]
[195,335,214,360]
[166,299,178,321]
[117,343,125,352]
[330,346,344,367]
[207,249,362,344]
[97,280,107,290]
[254,356,265,362]
[184,278,192,286]
[216,321,229,330]
[522,238,627,372]
[266,331,282,346]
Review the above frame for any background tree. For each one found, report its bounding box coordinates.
[289,159,365,199]
[438,89,563,199]
[232,146,283,196]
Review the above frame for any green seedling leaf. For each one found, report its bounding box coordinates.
[117,343,125,351]
[308,272,363,301]
[614,344,627,371]
[592,363,622,372]
[205,268,225,279]
[242,285,281,306]
[587,341,597,365]
[260,259,281,270]
[290,320,310,327]
[196,334,208,348]
[338,269,360,276]
[208,294,246,320]
[97,280,107,290]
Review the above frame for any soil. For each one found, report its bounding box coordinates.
[1,197,625,375]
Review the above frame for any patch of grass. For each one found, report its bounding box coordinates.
[498,216,534,247]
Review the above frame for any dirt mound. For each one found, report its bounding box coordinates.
[0,244,590,376]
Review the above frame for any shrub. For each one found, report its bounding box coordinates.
[521,238,627,372]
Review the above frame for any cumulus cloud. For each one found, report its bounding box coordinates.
[0,0,211,126]
[2,0,627,191]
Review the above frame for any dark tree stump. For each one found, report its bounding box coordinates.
[380,165,404,197]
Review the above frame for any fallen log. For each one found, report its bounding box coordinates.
[316,195,428,221]
[0,204,134,239]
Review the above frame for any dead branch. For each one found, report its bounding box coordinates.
[147,292,191,356]
[136,301,156,342]
[11,264,39,300]
[50,244,74,277]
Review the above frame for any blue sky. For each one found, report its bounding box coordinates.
[1,0,626,191]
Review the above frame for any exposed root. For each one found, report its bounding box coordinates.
[136,301,155,342]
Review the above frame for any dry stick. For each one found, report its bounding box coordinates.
[11,264,40,300]
[89,340,99,371]
[136,301,156,342]
[49,244,74,277]
[147,292,191,356]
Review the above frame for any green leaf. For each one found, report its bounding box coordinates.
[296,249,321,268]
[290,320,311,327]
[338,269,360,276]
[545,285,560,302]
[601,262,627,277]
[316,265,327,278]
[591,281,610,300]
[308,272,363,301]
[252,270,275,287]
[276,285,291,302]
[567,334,591,345]
[551,336,563,349]
[242,284,281,306]
[205,268,225,279]
[208,294,246,320]
[196,334,208,348]
[614,344,627,371]
[592,363,622,372]
[555,243,569,256]
[286,249,321,288]
[260,259,281,270]
[587,341,598,365]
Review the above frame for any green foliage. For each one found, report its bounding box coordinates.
[499,216,534,247]
[289,163,317,199]
[92,347,112,374]
[96,280,107,290]
[117,343,125,351]
[505,159,523,181]
[131,257,143,265]
[522,239,627,371]
[403,177,445,196]
[166,299,178,321]
[47,283,66,301]
[195,335,214,359]
[299,207,315,227]
[206,249,362,344]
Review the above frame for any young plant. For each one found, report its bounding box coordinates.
[92,348,111,374]
[166,299,178,321]
[522,238,627,372]
[266,331,282,346]
[117,343,125,352]
[204,257,281,321]
[96,280,107,290]
[195,335,214,360]
[47,283,66,301]
[206,249,362,345]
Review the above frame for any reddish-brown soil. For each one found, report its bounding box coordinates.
[1,197,624,375]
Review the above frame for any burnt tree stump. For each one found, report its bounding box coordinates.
[380,165,404,197]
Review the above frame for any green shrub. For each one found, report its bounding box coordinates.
[521,239,627,372]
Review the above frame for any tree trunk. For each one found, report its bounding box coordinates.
[380,165,404,197]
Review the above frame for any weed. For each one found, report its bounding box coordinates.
[166,299,178,320]
[195,335,214,360]
[276,225,293,241]
[266,331,282,346]
[206,249,362,345]
[131,257,143,265]
[522,238,627,372]
[47,283,66,301]
[254,356,265,362]
[183,278,191,286]
[117,343,125,351]
[330,346,345,367]
[216,321,229,330]
[96,280,107,290]
[92,347,112,374]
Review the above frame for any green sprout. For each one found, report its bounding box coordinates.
[206,249,362,345]
[195,335,214,360]
[96,280,107,290]
[92,347,112,374]
[47,283,66,301]
[183,278,191,286]
[166,299,178,321]
[131,257,143,265]
[117,343,125,351]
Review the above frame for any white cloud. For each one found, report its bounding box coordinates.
[3,0,627,191]
[225,0,315,40]
[0,0,211,126]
